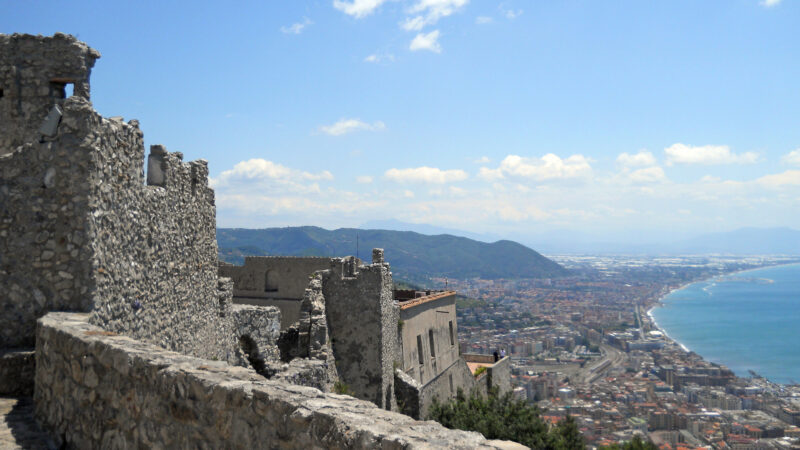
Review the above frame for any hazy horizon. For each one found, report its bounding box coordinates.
[5,1,799,240]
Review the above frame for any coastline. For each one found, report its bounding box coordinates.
[645,262,800,385]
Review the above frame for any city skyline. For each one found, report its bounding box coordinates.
[4,1,799,241]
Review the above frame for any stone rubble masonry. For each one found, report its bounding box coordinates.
[0,31,241,362]
[0,33,99,153]
[231,304,281,363]
[321,257,400,411]
[0,349,36,396]
[34,312,520,449]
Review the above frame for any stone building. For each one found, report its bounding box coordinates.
[220,252,511,419]
[0,33,521,448]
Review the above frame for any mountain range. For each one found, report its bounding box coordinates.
[217,226,569,282]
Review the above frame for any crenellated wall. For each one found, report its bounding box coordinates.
[0,33,241,365]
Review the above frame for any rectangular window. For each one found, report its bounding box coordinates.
[429,329,435,357]
[449,321,455,346]
[449,374,454,393]
[417,335,424,364]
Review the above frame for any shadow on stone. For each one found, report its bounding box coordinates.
[0,397,56,449]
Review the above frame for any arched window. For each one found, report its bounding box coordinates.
[264,270,278,292]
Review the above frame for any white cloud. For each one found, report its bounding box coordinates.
[409,30,442,53]
[760,0,781,7]
[475,16,493,24]
[319,118,386,136]
[781,149,800,166]
[617,150,657,167]
[756,170,800,187]
[628,167,667,184]
[385,166,468,183]
[280,17,313,34]
[478,167,504,181]
[364,53,395,63]
[491,154,592,181]
[402,0,469,31]
[503,8,523,19]
[474,156,490,164]
[664,143,759,166]
[356,175,374,183]
[333,0,388,18]
[403,189,415,198]
[212,159,333,187]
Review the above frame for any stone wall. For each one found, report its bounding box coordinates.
[232,304,281,364]
[220,256,332,300]
[1,33,239,363]
[0,33,99,153]
[87,133,234,360]
[0,350,35,395]
[220,257,333,330]
[34,312,518,449]
[1,99,97,349]
[321,257,399,410]
[395,357,478,420]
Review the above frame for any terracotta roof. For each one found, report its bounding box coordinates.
[398,290,456,310]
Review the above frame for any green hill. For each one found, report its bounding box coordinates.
[217,226,568,282]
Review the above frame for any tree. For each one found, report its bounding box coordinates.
[427,388,586,449]
[600,435,659,450]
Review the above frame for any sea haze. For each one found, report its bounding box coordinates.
[650,263,800,384]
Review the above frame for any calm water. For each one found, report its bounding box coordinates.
[650,263,800,384]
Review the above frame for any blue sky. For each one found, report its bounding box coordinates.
[3,0,800,243]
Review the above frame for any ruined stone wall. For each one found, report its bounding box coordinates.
[85,125,235,360]
[399,294,459,386]
[0,100,98,349]
[34,312,516,449]
[232,304,281,363]
[220,256,332,300]
[0,33,99,153]
[220,257,333,330]
[394,357,477,420]
[321,257,400,410]
[1,32,238,361]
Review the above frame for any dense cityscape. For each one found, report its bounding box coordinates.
[435,256,800,449]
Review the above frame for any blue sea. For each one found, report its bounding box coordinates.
[649,263,800,384]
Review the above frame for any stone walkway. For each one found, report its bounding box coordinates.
[0,397,54,449]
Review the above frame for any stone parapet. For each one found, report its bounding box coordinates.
[0,349,35,395]
[34,312,515,449]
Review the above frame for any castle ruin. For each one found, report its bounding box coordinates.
[0,33,518,448]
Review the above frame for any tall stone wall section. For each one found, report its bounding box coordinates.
[0,33,99,153]
[0,32,238,362]
[34,312,517,449]
[321,257,400,410]
[0,96,97,351]
[85,127,234,360]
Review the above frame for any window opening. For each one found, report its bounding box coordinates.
[429,329,435,357]
[264,270,278,292]
[49,81,74,99]
[417,335,424,364]
[449,321,455,346]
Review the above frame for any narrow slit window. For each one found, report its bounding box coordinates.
[429,329,435,357]
[449,321,454,346]
[417,335,424,364]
